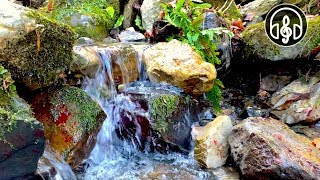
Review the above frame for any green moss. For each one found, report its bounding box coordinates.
[149,94,180,134]
[41,0,120,39]
[242,22,281,58]
[0,65,34,143]
[50,86,100,133]
[1,11,76,89]
[304,16,320,51]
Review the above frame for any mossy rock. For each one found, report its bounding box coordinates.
[31,86,104,167]
[40,0,120,40]
[149,94,180,134]
[0,2,76,90]
[242,16,320,61]
[0,65,45,179]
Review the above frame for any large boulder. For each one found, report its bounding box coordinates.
[41,0,120,39]
[229,117,320,179]
[271,75,320,124]
[31,86,104,168]
[242,16,320,61]
[143,40,217,95]
[0,1,76,90]
[0,65,45,179]
[193,116,233,169]
[72,43,140,84]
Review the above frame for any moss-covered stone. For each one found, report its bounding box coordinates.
[31,86,104,167]
[41,0,120,40]
[0,65,35,143]
[149,94,180,134]
[50,86,101,133]
[242,16,320,61]
[0,6,76,90]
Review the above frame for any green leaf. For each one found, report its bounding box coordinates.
[135,16,144,30]
[176,0,185,12]
[106,6,115,18]
[114,15,124,28]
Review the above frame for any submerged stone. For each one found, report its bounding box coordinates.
[229,117,320,179]
[0,1,76,90]
[31,86,104,168]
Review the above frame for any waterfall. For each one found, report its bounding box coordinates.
[79,44,212,179]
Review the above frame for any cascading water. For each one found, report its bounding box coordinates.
[77,44,226,179]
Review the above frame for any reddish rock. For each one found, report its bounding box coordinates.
[31,86,105,168]
[229,117,320,179]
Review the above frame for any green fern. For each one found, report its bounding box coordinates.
[162,0,231,112]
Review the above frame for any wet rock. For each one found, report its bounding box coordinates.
[208,167,240,180]
[118,82,209,152]
[36,146,77,180]
[194,116,233,169]
[246,106,270,117]
[0,1,76,90]
[143,40,217,95]
[242,16,320,61]
[240,0,280,17]
[40,0,120,40]
[229,117,320,179]
[140,0,171,34]
[71,46,102,78]
[0,65,45,179]
[118,27,146,42]
[271,75,320,124]
[72,43,140,84]
[31,86,104,168]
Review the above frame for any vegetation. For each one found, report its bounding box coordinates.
[150,94,180,134]
[50,86,101,133]
[162,0,232,112]
[0,66,34,144]
[41,0,119,39]
[1,10,76,89]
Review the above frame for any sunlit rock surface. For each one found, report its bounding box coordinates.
[229,117,320,179]
[194,116,233,169]
[143,40,217,95]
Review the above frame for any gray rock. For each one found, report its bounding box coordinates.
[229,117,320,179]
[240,0,280,17]
[118,27,146,42]
[271,75,320,124]
[140,0,171,34]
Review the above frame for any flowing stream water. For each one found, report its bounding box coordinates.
[39,44,239,180]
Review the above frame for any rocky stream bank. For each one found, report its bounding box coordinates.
[1,0,320,179]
